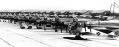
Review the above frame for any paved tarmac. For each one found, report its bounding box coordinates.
[0,22,119,47]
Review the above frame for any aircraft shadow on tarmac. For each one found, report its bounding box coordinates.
[63,37,91,41]
[63,37,117,41]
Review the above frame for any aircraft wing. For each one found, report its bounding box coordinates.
[86,20,119,34]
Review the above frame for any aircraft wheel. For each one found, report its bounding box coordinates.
[36,26,42,29]
[107,35,115,38]
[114,30,119,36]
[96,32,100,36]
[20,26,25,29]
[113,29,119,36]
[27,26,32,29]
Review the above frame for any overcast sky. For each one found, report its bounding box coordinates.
[0,0,118,12]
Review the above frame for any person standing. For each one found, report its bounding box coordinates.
[73,22,87,40]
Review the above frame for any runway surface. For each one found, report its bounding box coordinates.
[0,22,119,47]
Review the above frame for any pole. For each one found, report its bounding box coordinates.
[110,4,113,13]
[113,2,115,17]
